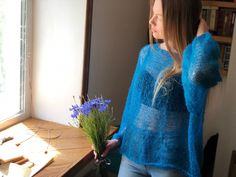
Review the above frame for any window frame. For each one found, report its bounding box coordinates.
[0,0,32,130]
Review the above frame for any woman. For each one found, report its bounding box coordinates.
[94,0,222,176]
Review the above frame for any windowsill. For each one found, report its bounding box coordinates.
[0,116,29,132]
[0,117,118,177]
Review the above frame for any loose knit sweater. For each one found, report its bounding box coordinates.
[112,32,222,177]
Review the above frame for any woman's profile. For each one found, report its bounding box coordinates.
[93,0,222,176]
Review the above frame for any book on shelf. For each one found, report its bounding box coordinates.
[219,44,231,70]
[202,6,236,36]
[201,0,235,74]
[202,6,219,33]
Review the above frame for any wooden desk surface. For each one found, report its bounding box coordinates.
[0,118,118,177]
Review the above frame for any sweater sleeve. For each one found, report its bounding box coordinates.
[182,32,223,115]
[112,45,148,144]
[186,31,222,89]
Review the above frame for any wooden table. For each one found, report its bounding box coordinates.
[0,118,118,177]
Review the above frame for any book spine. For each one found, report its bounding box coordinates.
[210,9,217,32]
[214,10,219,35]
[217,9,224,35]
[230,11,236,36]
[222,10,228,36]
[223,45,231,70]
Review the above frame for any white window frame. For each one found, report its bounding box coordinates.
[0,0,32,130]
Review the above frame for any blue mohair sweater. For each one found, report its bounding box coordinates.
[112,32,222,177]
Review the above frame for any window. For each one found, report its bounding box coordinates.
[0,0,29,121]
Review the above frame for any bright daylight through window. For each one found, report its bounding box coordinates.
[0,0,27,121]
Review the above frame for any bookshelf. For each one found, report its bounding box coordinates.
[202,1,236,8]
[212,35,232,44]
[202,0,236,76]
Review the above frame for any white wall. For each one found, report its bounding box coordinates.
[213,25,236,177]
[203,78,226,146]
[88,0,149,125]
[31,0,149,126]
[31,0,87,125]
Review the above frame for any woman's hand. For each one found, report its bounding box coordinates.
[196,18,209,37]
[92,139,120,162]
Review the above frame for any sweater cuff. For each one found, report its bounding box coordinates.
[111,129,125,148]
[112,132,122,141]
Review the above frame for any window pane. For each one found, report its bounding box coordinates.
[0,0,25,120]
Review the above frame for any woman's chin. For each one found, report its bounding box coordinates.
[152,35,164,43]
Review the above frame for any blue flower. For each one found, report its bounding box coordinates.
[79,102,91,116]
[71,111,78,118]
[89,98,101,108]
[70,97,112,117]
[69,104,79,111]
[104,99,111,104]
[69,104,80,118]
[98,104,108,112]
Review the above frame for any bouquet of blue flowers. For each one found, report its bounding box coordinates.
[69,96,114,161]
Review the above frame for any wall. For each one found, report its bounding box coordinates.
[87,0,149,125]
[31,0,149,126]
[213,24,236,177]
[203,78,226,146]
[31,0,87,125]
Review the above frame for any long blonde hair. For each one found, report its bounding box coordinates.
[150,0,202,106]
